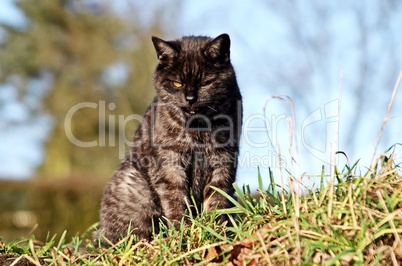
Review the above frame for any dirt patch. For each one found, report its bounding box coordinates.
[0,252,45,266]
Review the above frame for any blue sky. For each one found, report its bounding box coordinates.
[0,1,401,188]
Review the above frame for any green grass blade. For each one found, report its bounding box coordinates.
[56,230,67,251]
[211,185,248,213]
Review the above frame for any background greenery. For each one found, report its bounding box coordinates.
[0,0,176,242]
[0,0,175,178]
[0,178,105,243]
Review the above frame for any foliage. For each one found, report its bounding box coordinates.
[1,152,401,265]
[0,0,170,178]
[0,178,105,243]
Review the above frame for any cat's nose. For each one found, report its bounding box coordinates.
[186,95,195,102]
[185,92,197,104]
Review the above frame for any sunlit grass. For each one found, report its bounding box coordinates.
[1,150,401,265]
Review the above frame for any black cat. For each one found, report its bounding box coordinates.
[94,34,242,244]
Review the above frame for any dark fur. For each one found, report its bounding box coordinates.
[95,34,242,244]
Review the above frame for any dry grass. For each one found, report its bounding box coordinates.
[1,150,401,265]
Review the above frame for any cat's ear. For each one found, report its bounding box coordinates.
[152,36,177,64]
[204,33,231,63]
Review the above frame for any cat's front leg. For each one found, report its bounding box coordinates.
[151,151,188,228]
[202,150,237,213]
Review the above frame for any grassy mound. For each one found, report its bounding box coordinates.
[1,152,401,265]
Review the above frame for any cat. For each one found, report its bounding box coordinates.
[94,33,242,244]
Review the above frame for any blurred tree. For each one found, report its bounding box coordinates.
[0,0,174,179]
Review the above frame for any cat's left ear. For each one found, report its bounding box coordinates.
[152,36,177,64]
[204,33,231,63]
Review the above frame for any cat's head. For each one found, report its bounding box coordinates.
[151,34,239,117]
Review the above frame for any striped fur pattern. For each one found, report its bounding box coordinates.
[95,34,242,244]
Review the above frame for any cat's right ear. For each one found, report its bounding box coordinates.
[152,36,177,64]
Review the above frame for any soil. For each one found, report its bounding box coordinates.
[0,252,45,266]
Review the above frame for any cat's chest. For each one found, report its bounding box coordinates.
[186,129,211,143]
[154,112,215,147]
[174,129,213,154]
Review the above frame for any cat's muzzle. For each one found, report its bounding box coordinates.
[183,106,199,118]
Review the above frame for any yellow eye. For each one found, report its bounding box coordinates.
[173,81,182,88]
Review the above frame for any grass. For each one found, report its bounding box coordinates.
[0,150,401,265]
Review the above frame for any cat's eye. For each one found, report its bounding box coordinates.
[172,81,183,88]
[201,78,214,87]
